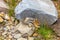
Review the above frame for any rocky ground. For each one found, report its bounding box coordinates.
[0,0,60,40]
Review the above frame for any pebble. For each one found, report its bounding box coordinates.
[14,33,21,39]
[4,14,10,20]
[8,35,12,38]
[3,27,8,31]
[2,31,7,35]
[6,26,11,30]
[16,22,35,36]
[3,35,7,38]
[11,17,15,22]
[17,37,27,40]
[0,17,3,22]
[0,12,5,17]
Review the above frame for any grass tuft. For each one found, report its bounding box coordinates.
[36,24,55,40]
[5,0,21,16]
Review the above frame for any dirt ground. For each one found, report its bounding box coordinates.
[51,1,60,37]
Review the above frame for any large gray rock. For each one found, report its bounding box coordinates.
[15,0,58,25]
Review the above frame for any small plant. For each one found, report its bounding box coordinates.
[5,0,21,16]
[36,24,55,40]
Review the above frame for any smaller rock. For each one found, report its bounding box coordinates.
[3,35,7,38]
[8,35,12,38]
[14,33,21,39]
[17,37,27,40]
[4,14,10,20]
[9,26,17,33]
[16,22,35,36]
[0,12,5,17]
[7,32,11,35]
[28,37,34,40]
[0,0,9,12]
[10,17,15,22]
[2,31,7,35]
[6,26,11,30]
[0,0,9,9]
[7,38,11,40]
[0,17,3,22]
[3,27,8,31]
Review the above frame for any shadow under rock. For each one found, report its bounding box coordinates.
[50,18,60,37]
